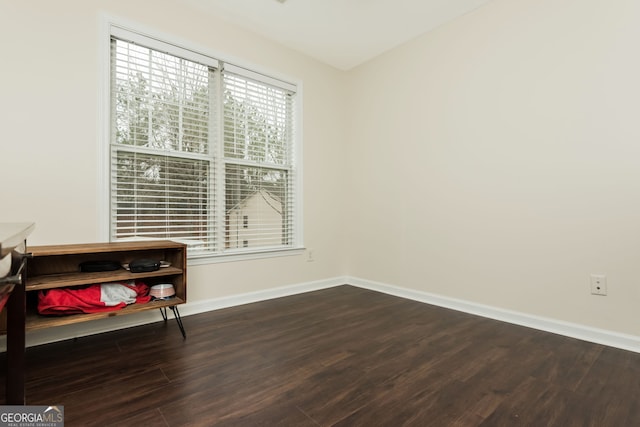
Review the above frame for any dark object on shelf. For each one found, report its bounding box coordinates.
[79,260,121,272]
[129,258,160,273]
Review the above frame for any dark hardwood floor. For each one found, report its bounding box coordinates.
[1,285,639,426]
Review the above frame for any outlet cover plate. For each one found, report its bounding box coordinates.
[590,274,607,296]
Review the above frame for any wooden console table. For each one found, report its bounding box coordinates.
[26,240,187,337]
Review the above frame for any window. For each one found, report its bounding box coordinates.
[108,26,299,258]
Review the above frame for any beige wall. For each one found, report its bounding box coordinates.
[3,0,640,340]
[346,0,640,335]
[0,0,349,301]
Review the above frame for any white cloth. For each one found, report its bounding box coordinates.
[100,281,138,306]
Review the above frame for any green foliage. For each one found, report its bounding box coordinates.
[115,71,150,146]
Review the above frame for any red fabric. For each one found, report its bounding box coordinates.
[38,281,150,315]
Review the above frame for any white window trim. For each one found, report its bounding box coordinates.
[97,14,304,263]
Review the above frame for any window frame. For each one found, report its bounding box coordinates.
[98,17,304,263]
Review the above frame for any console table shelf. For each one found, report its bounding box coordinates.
[24,297,186,331]
[27,266,183,291]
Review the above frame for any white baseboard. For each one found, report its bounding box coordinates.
[346,276,640,354]
[178,276,344,316]
[5,275,640,354]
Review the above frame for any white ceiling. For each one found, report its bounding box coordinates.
[183,0,493,70]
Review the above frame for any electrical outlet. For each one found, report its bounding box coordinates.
[306,248,315,262]
[590,274,607,296]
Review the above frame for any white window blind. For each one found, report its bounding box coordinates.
[222,66,296,250]
[110,36,217,254]
[109,27,299,258]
